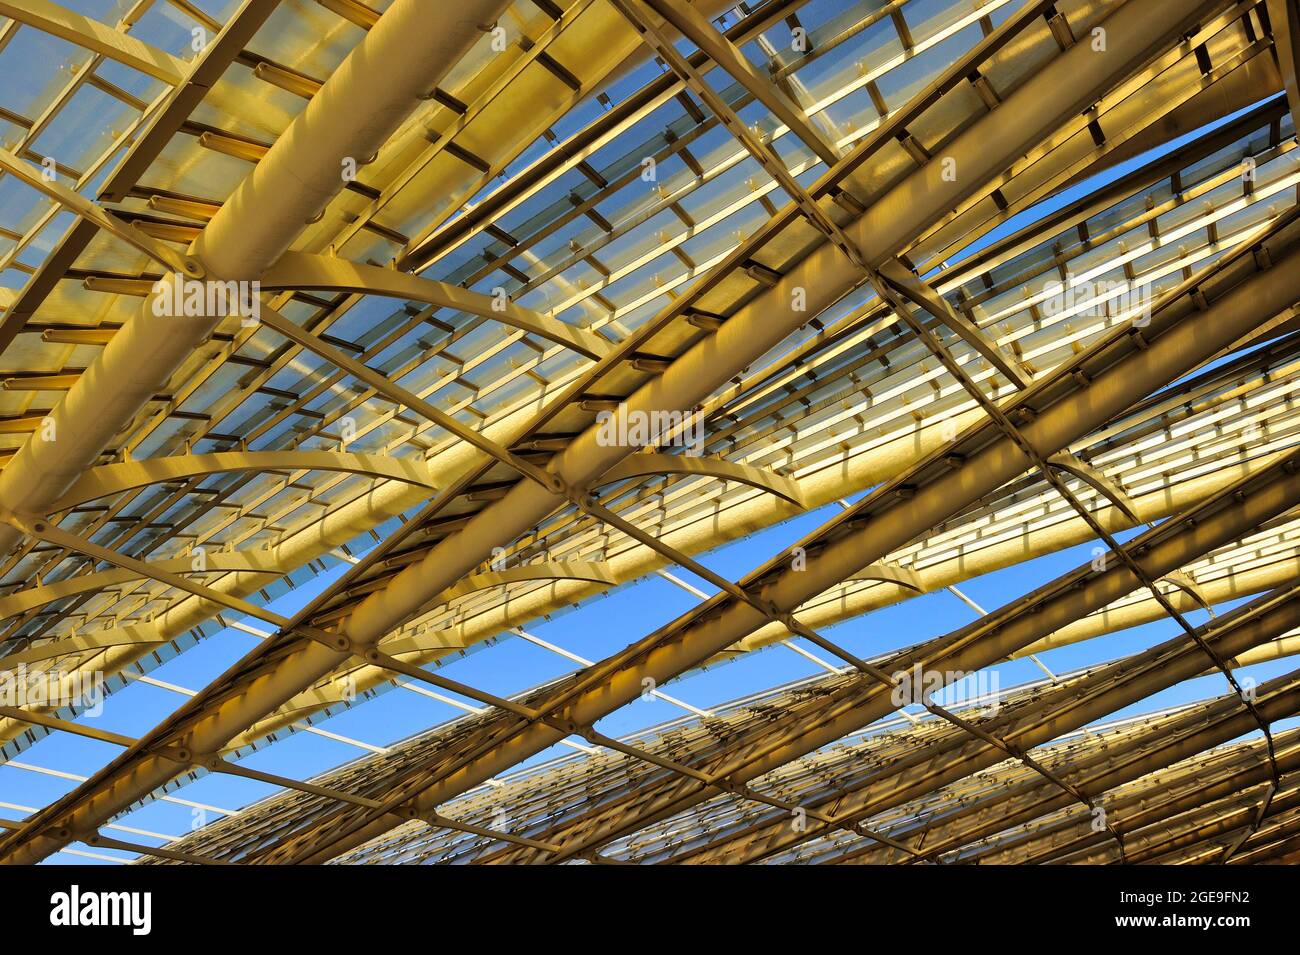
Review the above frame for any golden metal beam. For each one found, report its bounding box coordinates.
[0,0,187,84]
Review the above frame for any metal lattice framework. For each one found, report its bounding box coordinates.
[1,0,1299,865]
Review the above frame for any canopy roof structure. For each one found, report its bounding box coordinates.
[1,0,1299,866]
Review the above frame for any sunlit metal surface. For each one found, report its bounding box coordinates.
[0,0,1297,865]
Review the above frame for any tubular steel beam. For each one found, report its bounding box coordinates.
[0,816,226,866]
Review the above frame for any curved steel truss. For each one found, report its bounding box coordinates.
[0,0,1299,866]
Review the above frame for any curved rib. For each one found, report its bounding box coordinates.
[2,625,167,668]
[1047,451,1143,524]
[51,450,437,512]
[381,561,616,656]
[849,562,925,593]
[260,252,612,360]
[1161,570,1216,615]
[0,551,285,621]
[597,453,807,508]
[443,560,617,601]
